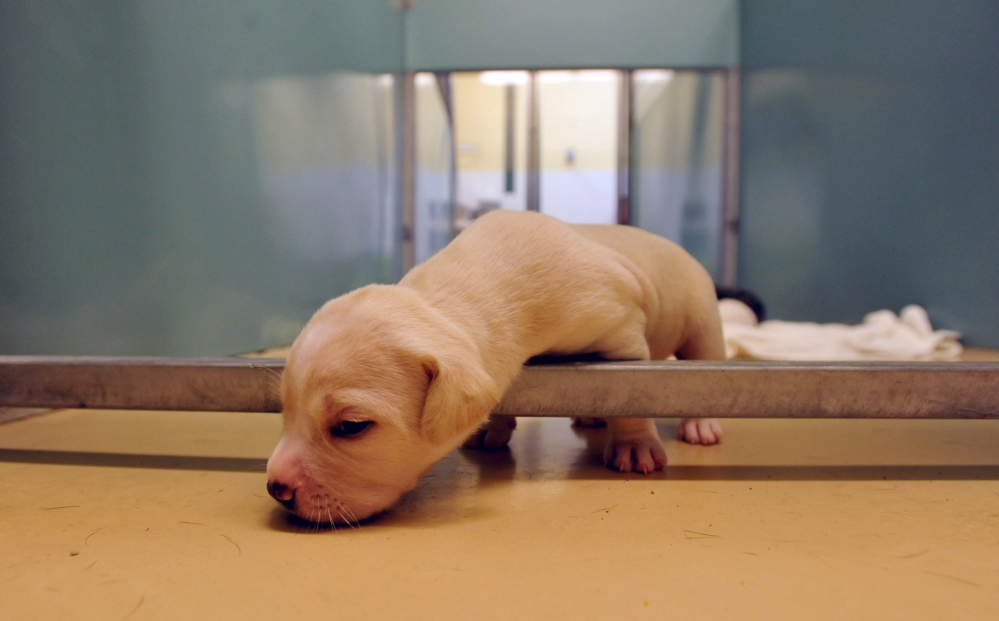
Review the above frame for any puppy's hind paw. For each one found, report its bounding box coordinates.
[603,439,667,474]
[463,415,517,450]
[677,418,723,445]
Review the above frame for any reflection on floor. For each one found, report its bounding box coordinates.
[1,356,998,619]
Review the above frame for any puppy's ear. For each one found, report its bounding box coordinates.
[420,354,500,444]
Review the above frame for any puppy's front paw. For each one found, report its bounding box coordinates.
[572,417,607,428]
[603,437,667,474]
[677,418,723,445]
[463,415,517,450]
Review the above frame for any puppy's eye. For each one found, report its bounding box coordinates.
[330,420,373,438]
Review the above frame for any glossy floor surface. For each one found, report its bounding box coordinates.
[2,356,998,620]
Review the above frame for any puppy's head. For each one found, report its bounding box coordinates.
[266,285,498,525]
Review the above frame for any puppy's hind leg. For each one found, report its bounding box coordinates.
[676,417,724,445]
[603,418,667,474]
[674,313,727,446]
[591,326,666,473]
[463,414,517,450]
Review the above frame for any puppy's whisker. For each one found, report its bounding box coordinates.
[337,503,358,529]
[305,505,317,533]
[261,364,284,384]
[341,503,360,528]
[323,485,355,526]
[324,486,354,526]
[253,365,284,398]
[328,505,339,532]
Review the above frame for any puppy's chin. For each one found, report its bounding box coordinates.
[285,480,410,526]
[267,435,447,526]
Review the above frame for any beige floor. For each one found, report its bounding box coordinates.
[2,354,998,620]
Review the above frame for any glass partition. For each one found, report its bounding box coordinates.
[440,68,733,280]
[0,1,403,356]
[413,73,456,264]
[537,69,621,225]
[631,70,727,280]
[451,71,530,227]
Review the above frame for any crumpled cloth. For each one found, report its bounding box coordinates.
[722,304,962,361]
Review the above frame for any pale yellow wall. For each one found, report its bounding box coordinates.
[538,71,618,170]
[453,70,620,174]
[451,70,717,174]
[452,72,528,172]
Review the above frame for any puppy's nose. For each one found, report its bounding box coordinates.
[266,479,296,511]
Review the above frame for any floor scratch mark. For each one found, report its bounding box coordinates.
[922,570,981,589]
[221,534,242,556]
[683,530,722,539]
[84,528,106,546]
[121,595,145,621]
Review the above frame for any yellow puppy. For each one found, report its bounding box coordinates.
[267,210,724,525]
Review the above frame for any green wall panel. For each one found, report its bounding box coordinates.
[406,0,739,70]
[740,0,999,346]
[0,1,404,355]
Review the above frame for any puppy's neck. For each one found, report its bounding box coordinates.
[397,283,527,396]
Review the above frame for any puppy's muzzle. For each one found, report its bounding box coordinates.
[267,479,296,511]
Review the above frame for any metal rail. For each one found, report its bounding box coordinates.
[0,357,284,413]
[0,356,997,419]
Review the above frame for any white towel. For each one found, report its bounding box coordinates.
[721,304,962,361]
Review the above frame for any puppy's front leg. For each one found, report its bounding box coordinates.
[463,414,517,450]
[604,418,667,474]
[677,418,723,445]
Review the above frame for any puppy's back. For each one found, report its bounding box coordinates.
[405,210,721,361]
[570,223,722,360]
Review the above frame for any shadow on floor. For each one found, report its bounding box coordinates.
[456,445,999,482]
[0,448,266,473]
